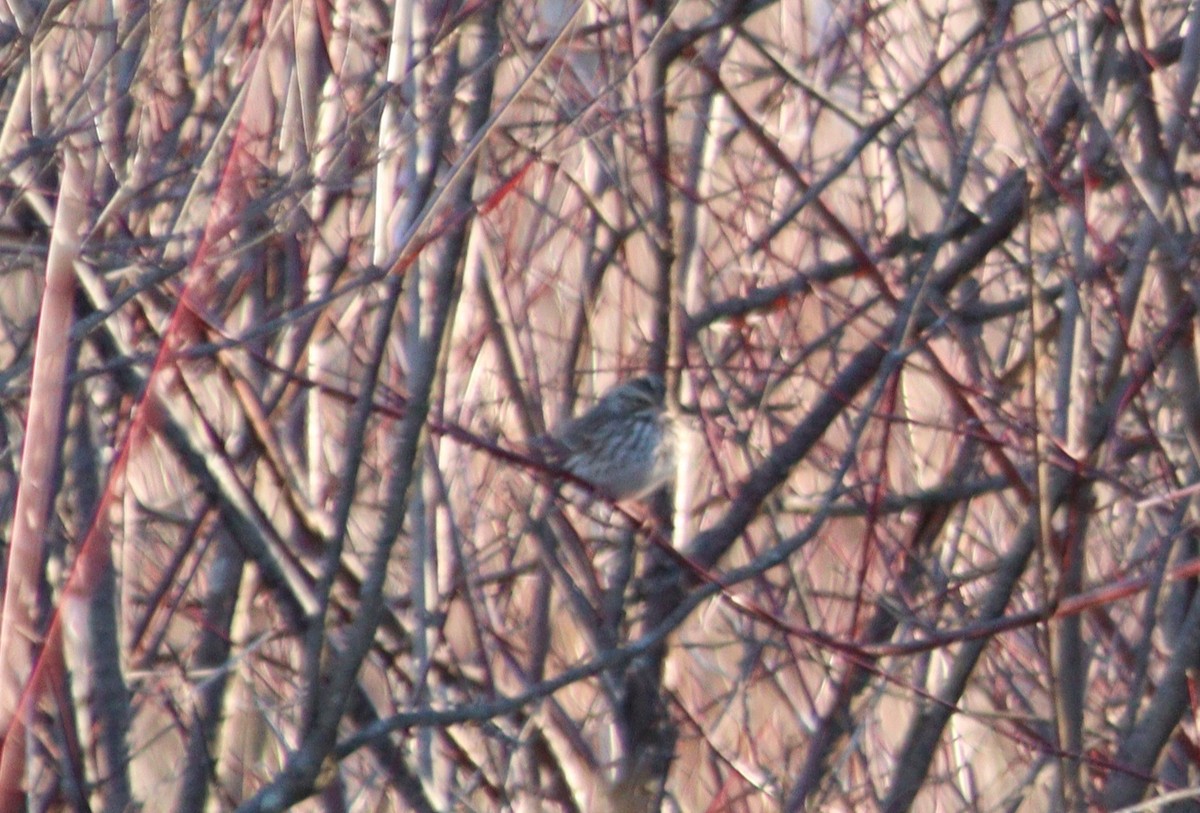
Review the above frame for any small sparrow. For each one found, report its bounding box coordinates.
[543,374,676,500]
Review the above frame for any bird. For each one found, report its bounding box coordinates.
[543,374,676,501]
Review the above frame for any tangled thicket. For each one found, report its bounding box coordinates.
[1,0,1199,811]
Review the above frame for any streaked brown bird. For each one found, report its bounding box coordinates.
[545,374,676,500]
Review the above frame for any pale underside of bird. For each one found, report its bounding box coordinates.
[544,374,676,501]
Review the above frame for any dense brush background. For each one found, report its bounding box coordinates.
[1,0,1199,810]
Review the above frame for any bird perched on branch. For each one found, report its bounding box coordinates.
[542,374,676,501]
